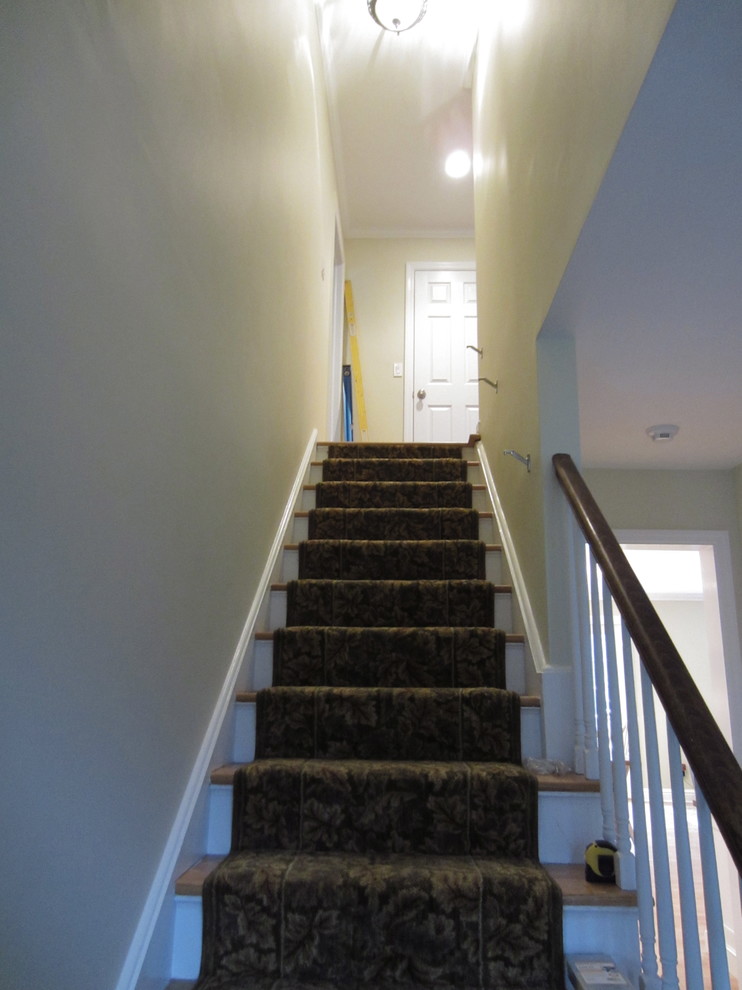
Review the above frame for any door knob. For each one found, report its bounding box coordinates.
[417,388,427,399]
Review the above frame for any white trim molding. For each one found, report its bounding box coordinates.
[115,429,318,990]
[476,439,548,673]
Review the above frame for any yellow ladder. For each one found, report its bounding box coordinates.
[344,280,368,441]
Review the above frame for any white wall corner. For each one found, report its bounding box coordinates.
[119,429,319,990]
[536,332,582,674]
[533,333,581,764]
[541,664,577,766]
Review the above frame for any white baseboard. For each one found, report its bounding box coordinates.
[476,440,548,673]
[115,429,318,990]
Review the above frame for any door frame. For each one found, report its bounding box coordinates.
[403,260,476,442]
[616,528,742,984]
[326,218,346,442]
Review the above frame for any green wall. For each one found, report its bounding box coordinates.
[0,2,338,987]
[471,0,674,657]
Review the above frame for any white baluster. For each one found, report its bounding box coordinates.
[589,555,616,845]
[640,665,680,990]
[574,527,599,779]
[600,576,634,889]
[566,513,586,775]
[695,785,732,990]
[621,624,660,990]
[666,726,703,987]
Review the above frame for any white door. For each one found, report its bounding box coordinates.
[411,269,479,442]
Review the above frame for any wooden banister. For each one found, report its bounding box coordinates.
[553,452,742,876]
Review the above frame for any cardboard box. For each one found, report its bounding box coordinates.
[566,954,634,989]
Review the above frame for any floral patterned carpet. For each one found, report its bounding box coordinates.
[194,444,564,990]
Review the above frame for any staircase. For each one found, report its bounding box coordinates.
[169,441,639,989]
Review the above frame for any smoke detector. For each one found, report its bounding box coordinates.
[646,424,679,442]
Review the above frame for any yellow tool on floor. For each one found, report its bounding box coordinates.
[344,280,368,442]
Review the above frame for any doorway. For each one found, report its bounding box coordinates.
[403,262,478,442]
[618,531,742,987]
[326,220,345,442]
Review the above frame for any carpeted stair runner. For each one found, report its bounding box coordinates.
[272,627,506,688]
[194,443,563,990]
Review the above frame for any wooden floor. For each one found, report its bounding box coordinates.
[646,795,740,990]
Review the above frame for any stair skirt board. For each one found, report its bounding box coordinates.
[115,432,321,990]
[188,443,567,990]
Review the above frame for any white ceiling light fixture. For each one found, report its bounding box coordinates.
[445,149,472,178]
[646,424,680,442]
[367,0,428,35]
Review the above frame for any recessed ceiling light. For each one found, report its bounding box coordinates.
[445,149,471,178]
[646,424,679,442]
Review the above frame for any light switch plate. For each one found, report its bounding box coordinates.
[393,363,403,377]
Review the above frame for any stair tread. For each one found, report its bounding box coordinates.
[317,441,476,448]
[176,856,635,907]
[255,629,525,642]
[537,772,600,792]
[304,483,487,490]
[235,691,540,706]
[285,542,502,551]
[545,863,638,907]
[210,756,578,789]
[271,581,513,591]
[312,460,482,467]
[294,510,495,517]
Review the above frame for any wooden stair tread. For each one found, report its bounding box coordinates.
[176,854,223,895]
[544,863,637,907]
[536,772,600,792]
[176,856,636,908]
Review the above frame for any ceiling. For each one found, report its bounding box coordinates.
[317,0,480,237]
[318,0,742,471]
[542,0,742,471]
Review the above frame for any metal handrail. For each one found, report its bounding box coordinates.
[553,452,742,876]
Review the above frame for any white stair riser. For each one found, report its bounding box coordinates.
[506,641,525,695]
[205,774,591,862]
[520,705,542,760]
[252,637,526,694]
[562,906,640,986]
[267,589,513,633]
[172,898,637,983]
[537,792,604,864]
[281,545,504,584]
[171,895,203,980]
